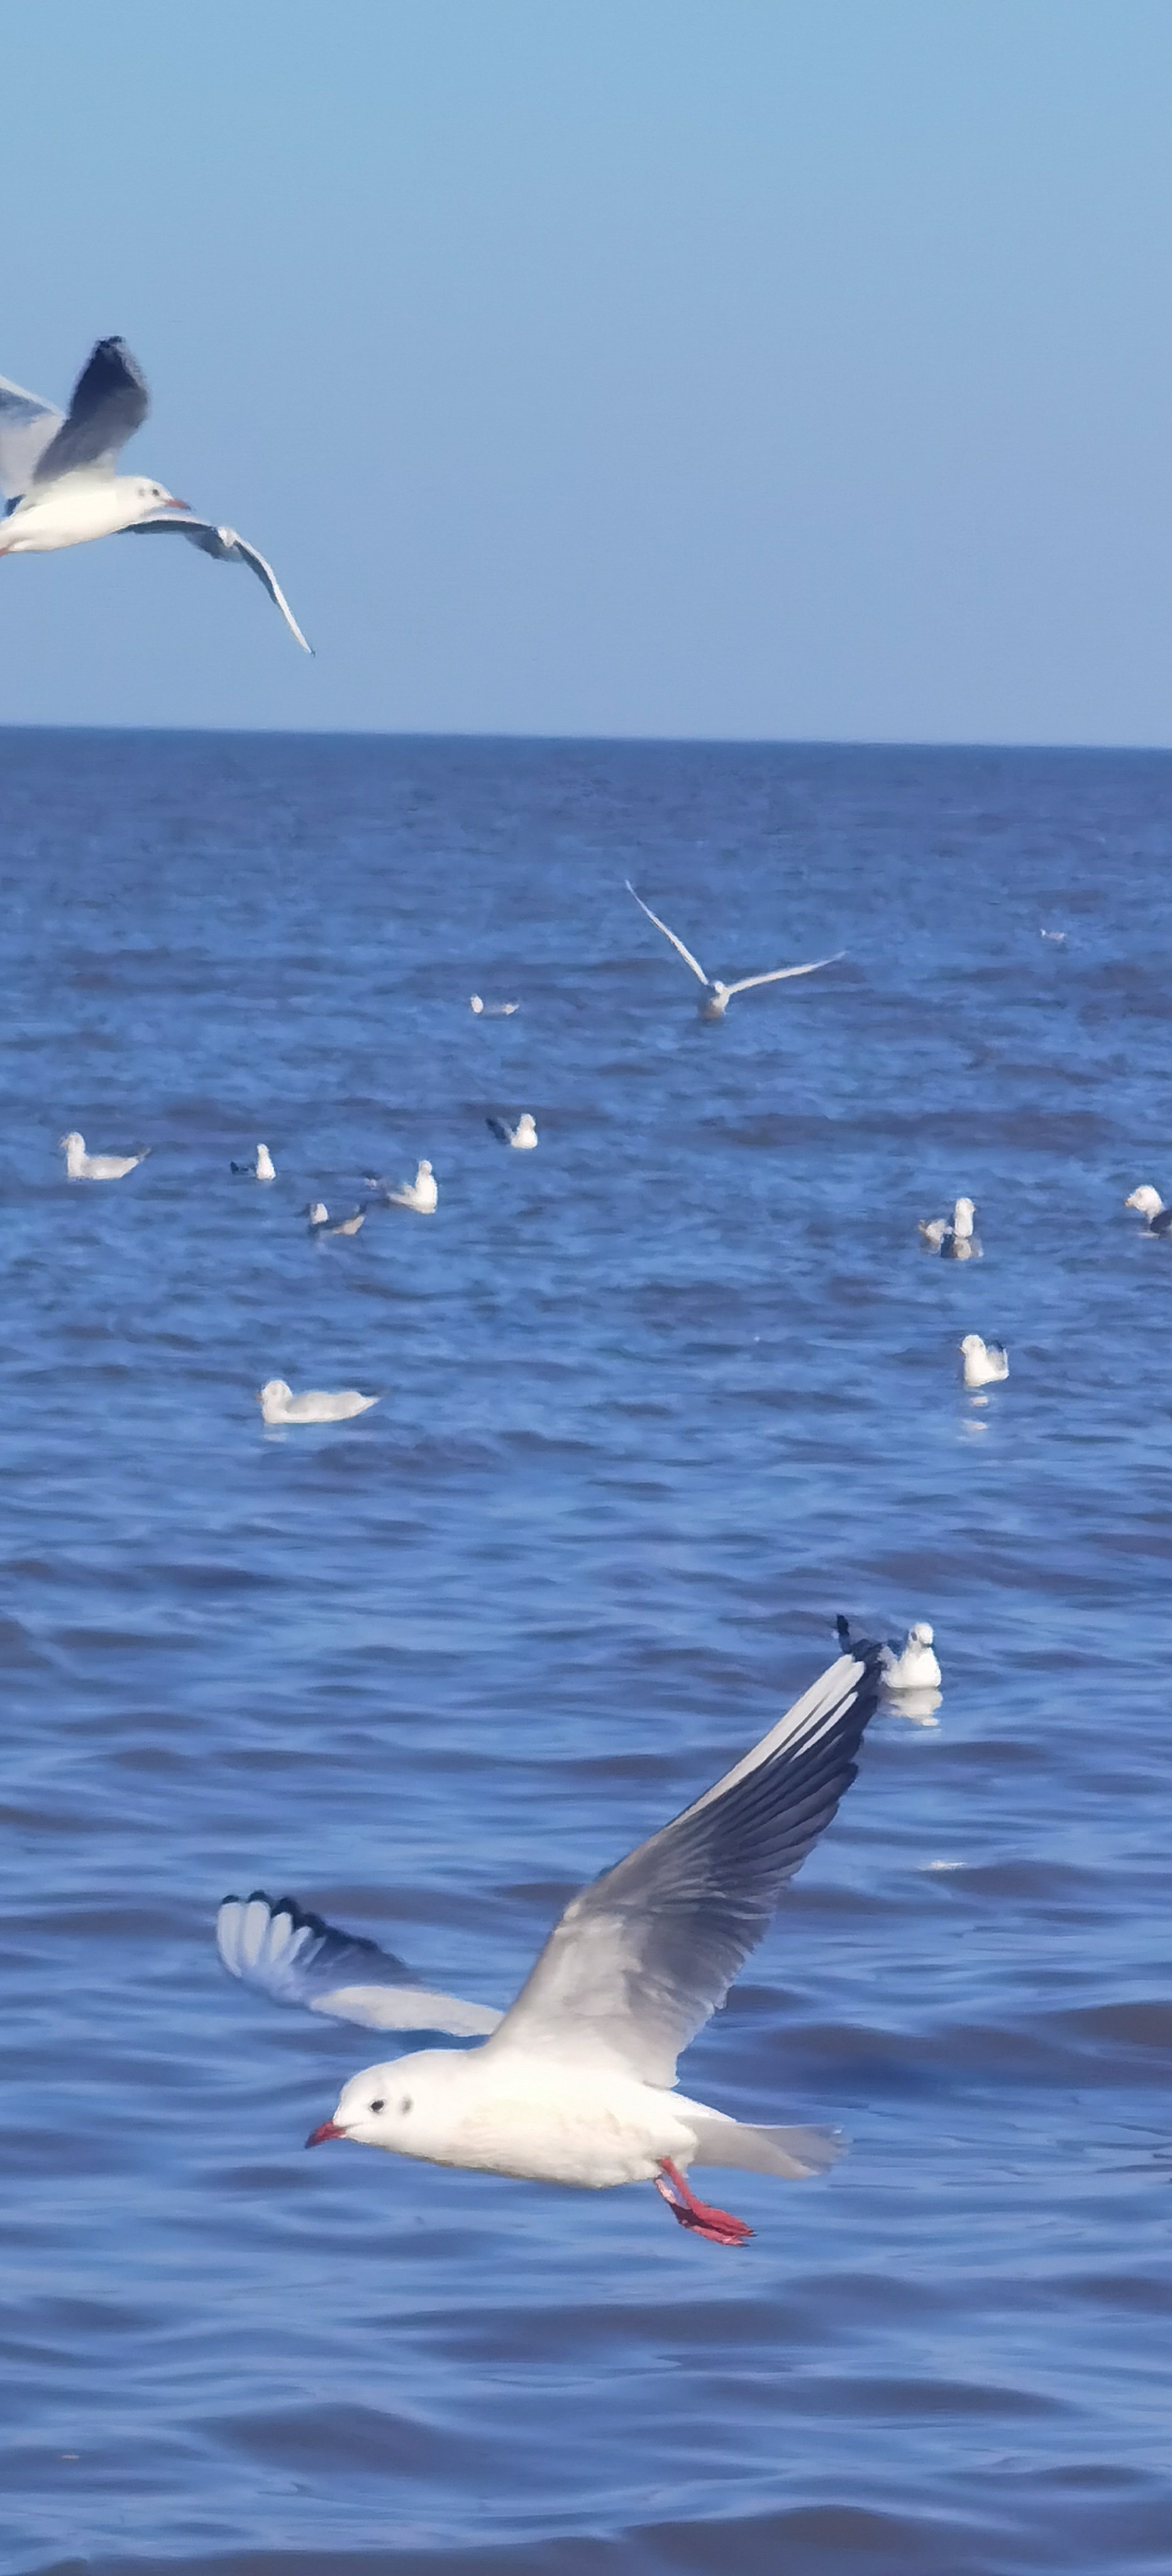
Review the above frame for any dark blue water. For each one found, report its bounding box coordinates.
[3,728,1172,2576]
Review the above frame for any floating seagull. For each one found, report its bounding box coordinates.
[487,1113,538,1150]
[305,1202,366,1238]
[0,336,311,650]
[257,1380,379,1425]
[217,1892,501,2038]
[919,1196,980,1258]
[959,1334,1009,1391]
[365,1159,438,1214]
[1124,1186,1172,1237]
[231,1143,276,1180]
[470,995,520,1016]
[626,881,843,1022]
[836,1614,941,1692]
[59,1130,149,1181]
[1040,929,1067,943]
[301,1638,884,2246]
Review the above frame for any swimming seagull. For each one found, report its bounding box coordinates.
[1124,1186,1172,1237]
[59,1130,149,1181]
[919,1197,980,1258]
[959,1334,1009,1391]
[835,1614,941,1692]
[231,1143,276,1180]
[365,1160,438,1214]
[305,1202,366,1237]
[470,995,520,1016]
[0,336,311,650]
[257,1380,379,1425]
[626,882,843,1021]
[487,1113,538,1149]
[300,1638,885,2245]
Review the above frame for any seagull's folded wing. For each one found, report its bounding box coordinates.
[724,953,845,997]
[33,336,148,482]
[625,882,709,985]
[216,1892,501,2036]
[485,1642,884,2084]
[128,516,313,652]
[0,375,64,499]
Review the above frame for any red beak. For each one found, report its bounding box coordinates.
[166,498,192,511]
[306,2118,346,2148]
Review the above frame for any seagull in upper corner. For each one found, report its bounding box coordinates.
[59,1130,150,1181]
[919,1196,981,1258]
[626,881,843,1021]
[305,1201,366,1238]
[278,1636,885,2245]
[487,1113,538,1149]
[470,995,520,1016]
[1124,1186,1172,1237]
[959,1333,1009,1391]
[0,337,311,649]
[231,1143,276,1180]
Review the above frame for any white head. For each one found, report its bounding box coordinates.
[909,1621,934,1647]
[306,1202,328,1225]
[417,1159,433,1177]
[306,2048,458,2158]
[1125,1185,1163,1218]
[711,979,729,998]
[952,1197,975,1236]
[958,1334,985,1359]
[257,1379,292,1419]
[516,1114,536,1136]
[127,478,189,516]
[256,1142,275,1179]
[470,995,484,1013]
[59,1131,84,1153]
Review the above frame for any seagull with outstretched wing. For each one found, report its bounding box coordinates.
[0,336,311,648]
[626,880,843,1020]
[296,1636,885,2246]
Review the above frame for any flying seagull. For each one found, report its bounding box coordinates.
[0,337,311,650]
[291,1638,884,2246]
[626,882,843,1021]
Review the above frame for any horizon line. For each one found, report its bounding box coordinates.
[3,719,1172,758]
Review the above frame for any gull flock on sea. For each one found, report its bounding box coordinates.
[31,324,1153,2251]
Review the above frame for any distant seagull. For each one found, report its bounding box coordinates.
[305,1201,366,1237]
[1124,1186,1172,1237]
[257,1380,379,1426]
[470,994,520,1016]
[487,1113,538,1150]
[216,1892,502,2038]
[836,1614,941,1719]
[1040,929,1067,943]
[231,1143,275,1180]
[959,1333,1009,1391]
[626,881,843,1021]
[365,1159,438,1214]
[0,336,311,650]
[919,1196,980,1258]
[59,1130,149,1181]
[300,1638,885,2245]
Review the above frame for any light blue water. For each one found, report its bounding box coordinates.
[3,730,1172,2576]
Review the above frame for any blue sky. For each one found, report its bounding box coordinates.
[4,1,1172,741]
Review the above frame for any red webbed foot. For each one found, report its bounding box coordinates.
[655,2158,753,2246]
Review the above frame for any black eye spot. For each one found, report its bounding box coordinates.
[369,2098,384,2113]
[399,2095,413,2115]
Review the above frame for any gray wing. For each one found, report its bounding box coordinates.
[485,1642,884,2083]
[32,337,148,482]
[216,1892,501,2036]
[626,881,709,985]
[129,516,312,652]
[0,374,64,499]
[723,953,845,996]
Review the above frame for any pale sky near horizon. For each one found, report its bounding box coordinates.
[3,1,1172,745]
